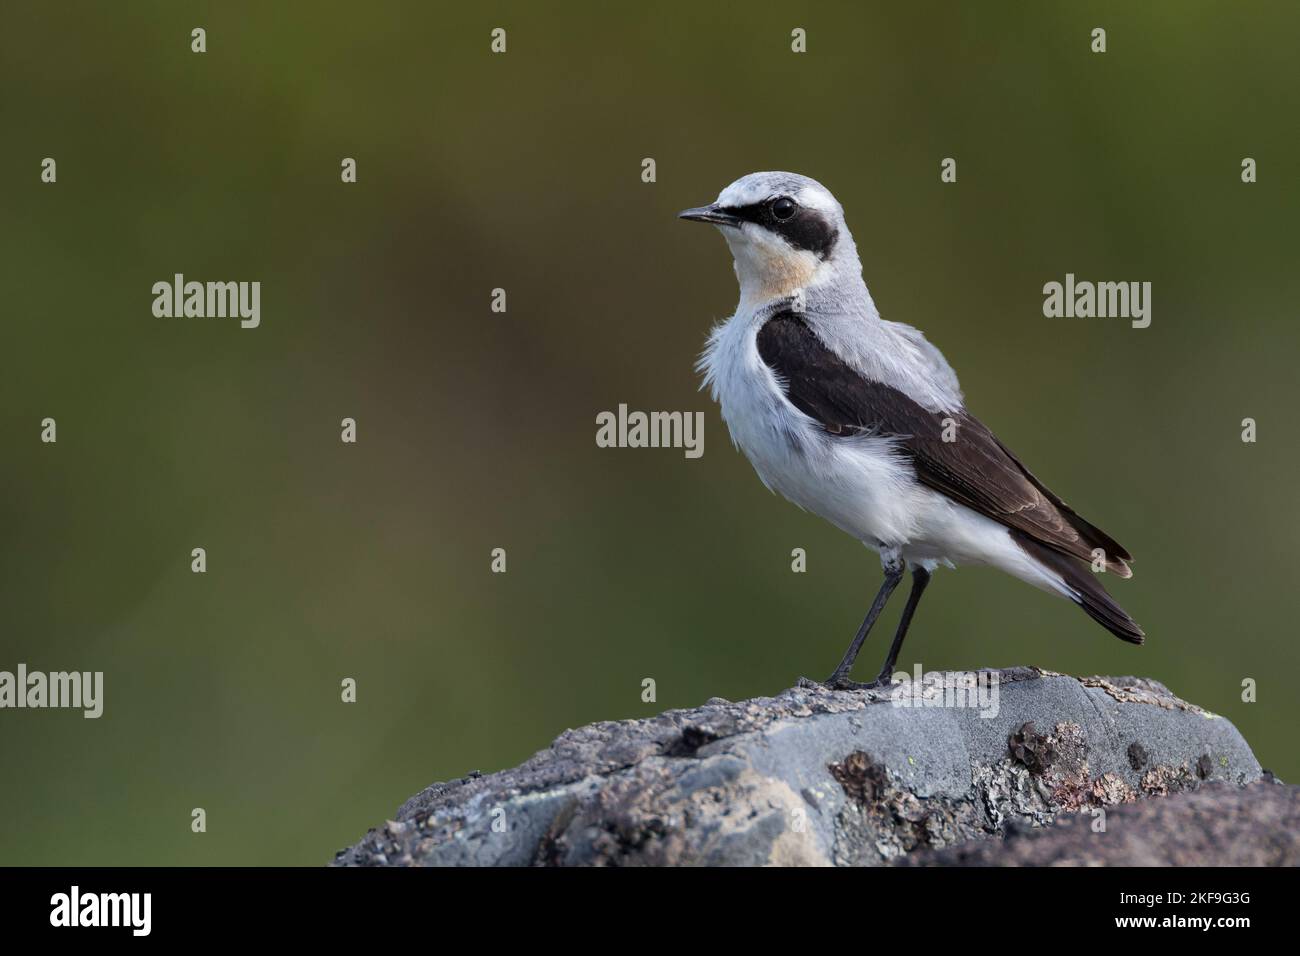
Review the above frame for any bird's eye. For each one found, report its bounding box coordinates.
[770,197,797,221]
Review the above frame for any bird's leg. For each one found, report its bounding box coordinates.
[823,562,904,689]
[871,567,931,685]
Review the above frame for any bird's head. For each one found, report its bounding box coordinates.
[679,171,860,306]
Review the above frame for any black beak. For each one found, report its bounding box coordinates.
[678,204,742,227]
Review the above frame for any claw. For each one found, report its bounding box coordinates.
[828,677,878,691]
[797,675,894,692]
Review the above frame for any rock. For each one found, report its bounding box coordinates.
[332,667,1267,866]
[898,780,1299,866]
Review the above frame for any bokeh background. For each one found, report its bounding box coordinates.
[2,1,1297,865]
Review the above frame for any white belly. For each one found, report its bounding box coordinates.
[702,311,918,549]
[699,312,1069,596]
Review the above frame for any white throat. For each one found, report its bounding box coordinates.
[723,227,826,314]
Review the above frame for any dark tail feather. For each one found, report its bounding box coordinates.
[1012,531,1145,645]
[991,435,1134,573]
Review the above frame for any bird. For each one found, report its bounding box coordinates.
[679,171,1143,690]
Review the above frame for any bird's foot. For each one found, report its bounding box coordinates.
[797,674,896,692]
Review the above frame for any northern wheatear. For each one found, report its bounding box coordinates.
[681,171,1142,689]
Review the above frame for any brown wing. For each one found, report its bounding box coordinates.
[756,311,1132,574]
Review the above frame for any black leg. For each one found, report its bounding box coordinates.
[873,568,931,684]
[824,566,904,688]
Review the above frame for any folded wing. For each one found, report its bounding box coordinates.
[756,311,1133,576]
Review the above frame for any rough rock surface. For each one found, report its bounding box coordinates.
[333,667,1267,866]
[897,780,1298,866]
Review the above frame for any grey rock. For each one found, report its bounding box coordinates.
[332,667,1265,866]
[898,780,1299,866]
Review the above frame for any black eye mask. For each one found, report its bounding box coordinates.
[721,200,839,261]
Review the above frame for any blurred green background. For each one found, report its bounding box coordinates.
[2,1,1297,865]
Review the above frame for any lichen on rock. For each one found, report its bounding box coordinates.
[334,667,1271,867]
